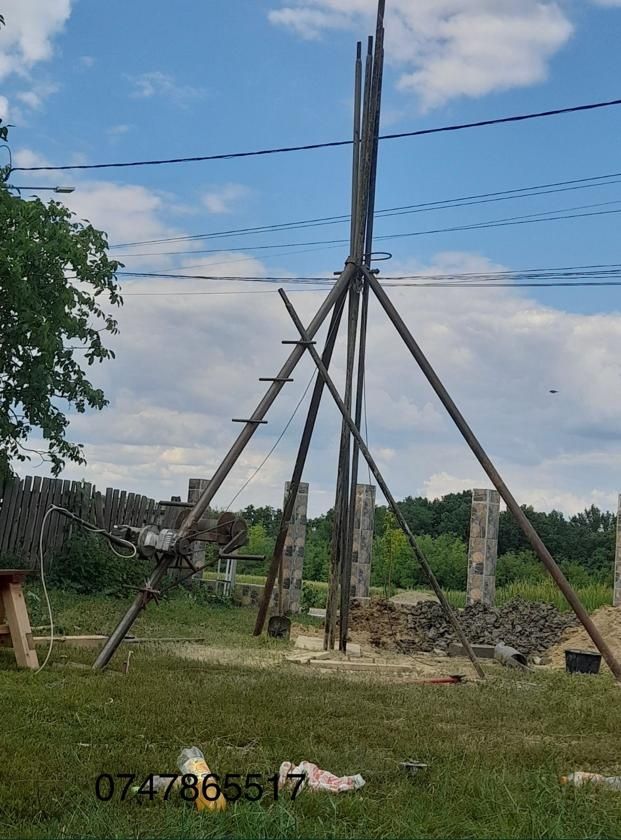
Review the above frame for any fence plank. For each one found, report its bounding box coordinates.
[25,477,48,564]
[136,495,148,527]
[94,491,105,529]
[0,480,19,556]
[54,480,72,552]
[36,477,56,563]
[80,482,92,521]
[104,488,113,531]
[22,475,43,563]
[123,492,135,526]
[46,479,64,562]
[0,479,18,555]
[13,476,34,560]
[109,489,120,530]
[131,493,143,526]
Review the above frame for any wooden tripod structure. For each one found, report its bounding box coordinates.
[93,0,621,682]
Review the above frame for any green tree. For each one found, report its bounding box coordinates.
[0,122,122,477]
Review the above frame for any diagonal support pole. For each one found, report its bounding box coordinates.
[362,266,621,682]
[253,280,350,635]
[92,262,358,670]
[278,287,486,681]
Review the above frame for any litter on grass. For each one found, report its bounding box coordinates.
[279,760,365,793]
[561,771,621,791]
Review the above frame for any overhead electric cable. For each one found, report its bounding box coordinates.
[110,169,621,250]
[12,97,621,173]
[113,199,621,262]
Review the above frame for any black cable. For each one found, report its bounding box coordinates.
[111,169,621,250]
[119,280,621,296]
[113,199,621,262]
[12,97,621,173]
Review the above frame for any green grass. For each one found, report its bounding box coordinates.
[2,590,621,838]
[442,581,613,613]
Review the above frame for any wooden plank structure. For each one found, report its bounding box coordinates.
[0,570,39,669]
[0,476,159,568]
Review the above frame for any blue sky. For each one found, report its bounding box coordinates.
[3,0,621,515]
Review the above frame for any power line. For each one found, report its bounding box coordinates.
[110,169,621,250]
[118,262,621,285]
[12,97,621,173]
[120,279,621,296]
[113,199,621,263]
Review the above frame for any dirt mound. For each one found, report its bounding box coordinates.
[349,597,577,657]
[546,606,621,667]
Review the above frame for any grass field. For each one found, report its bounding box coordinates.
[222,574,614,614]
[2,590,621,838]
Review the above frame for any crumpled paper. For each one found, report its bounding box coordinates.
[279,760,365,794]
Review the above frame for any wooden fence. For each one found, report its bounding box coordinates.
[0,476,172,567]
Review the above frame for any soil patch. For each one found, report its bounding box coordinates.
[545,606,621,667]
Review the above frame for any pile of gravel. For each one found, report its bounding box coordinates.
[351,597,577,656]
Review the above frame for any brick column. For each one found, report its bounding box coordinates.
[187,478,211,580]
[467,488,500,607]
[614,494,621,607]
[280,481,309,614]
[350,484,376,600]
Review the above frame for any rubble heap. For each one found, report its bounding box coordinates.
[349,597,577,656]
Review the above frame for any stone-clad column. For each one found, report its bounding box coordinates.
[614,494,621,607]
[350,484,376,600]
[467,488,500,607]
[280,481,309,614]
[188,478,211,580]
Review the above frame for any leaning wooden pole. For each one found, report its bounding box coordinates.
[362,266,621,682]
[252,286,349,636]
[278,287,486,680]
[92,262,358,670]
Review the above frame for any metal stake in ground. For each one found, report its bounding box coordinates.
[362,265,621,683]
[278,287,486,681]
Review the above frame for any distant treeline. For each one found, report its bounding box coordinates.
[239,492,616,591]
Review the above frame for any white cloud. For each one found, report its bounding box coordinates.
[0,0,71,80]
[202,183,250,215]
[15,82,59,110]
[13,152,621,518]
[0,95,9,119]
[128,71,204,103]
[79,55,95,67]
[269,1,574,107]
[26,243,621,518]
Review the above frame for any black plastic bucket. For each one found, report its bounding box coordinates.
[267,614,291,640]
[565,648,601,675]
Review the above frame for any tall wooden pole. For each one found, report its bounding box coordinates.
[324,38,369,650]
[340,26,385,651]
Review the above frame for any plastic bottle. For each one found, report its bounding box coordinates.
[177,747,227,811]
[561,771,621,791]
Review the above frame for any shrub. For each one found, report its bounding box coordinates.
[301,580,327,610]
[47,531,152,596]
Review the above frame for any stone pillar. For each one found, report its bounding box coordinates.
[187,478,211,580]
[280,481,309,614]
[614,494,621,607]
[350,484,376,600]
[467,488,500,606]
